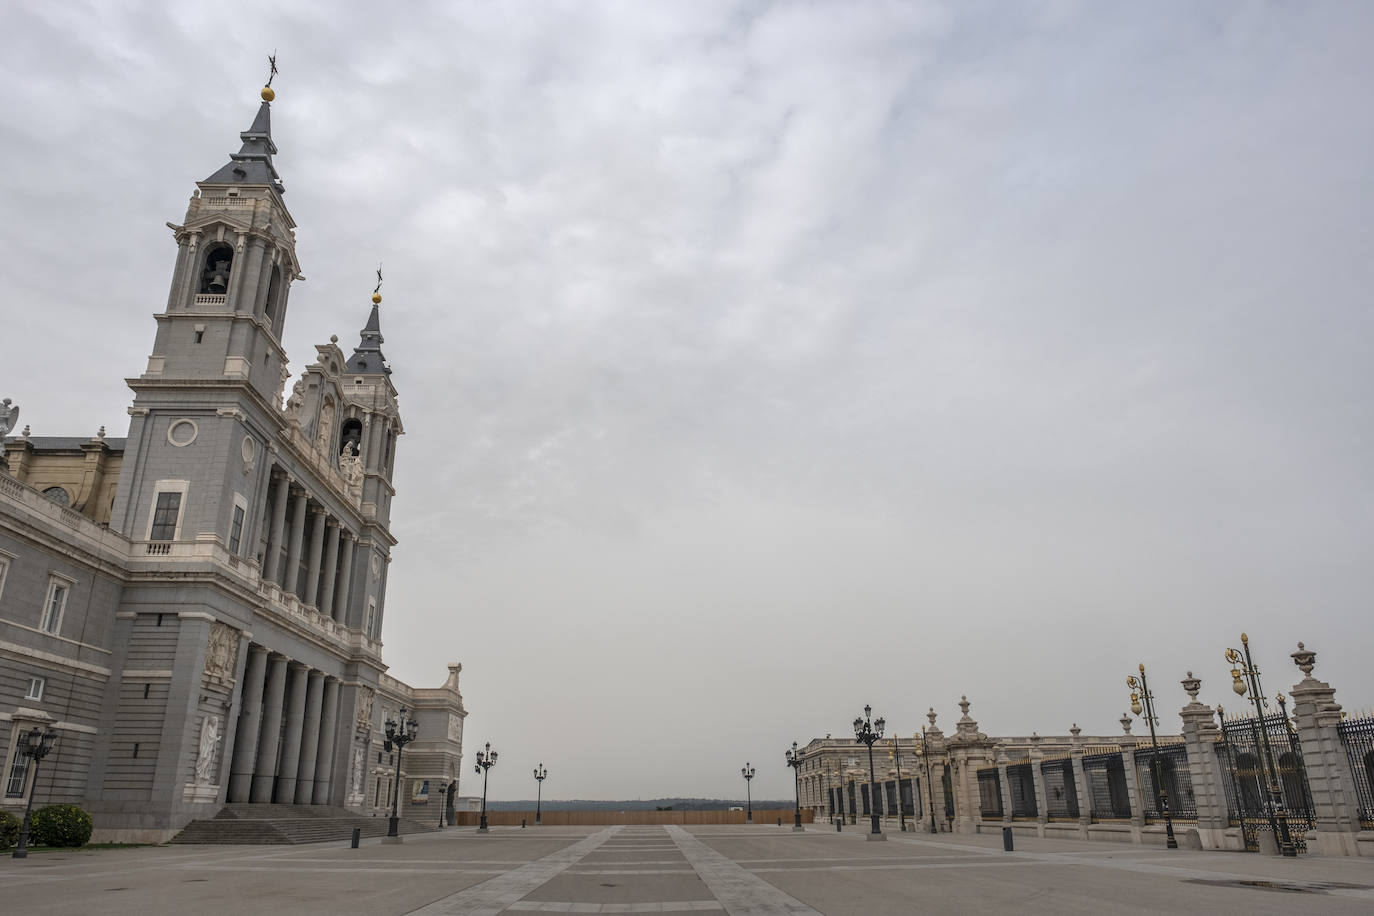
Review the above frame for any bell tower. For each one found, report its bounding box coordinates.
[109,72,302,541]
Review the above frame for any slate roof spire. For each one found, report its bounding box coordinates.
[202,79,285,192]
[346,278,391,376]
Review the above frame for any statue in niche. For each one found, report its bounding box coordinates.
[276,364,290,408]
[316,399,335,453]
[341,441,364,495]
[203,622,238,681]
[356,687,374,731]
[196,715,220,784]
[285,378,306,422]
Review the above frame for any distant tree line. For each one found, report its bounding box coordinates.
[486,797,792,811]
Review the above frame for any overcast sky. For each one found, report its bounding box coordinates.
[4,1,1372,801]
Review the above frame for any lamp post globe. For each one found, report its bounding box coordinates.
[383,708,419,840]
[11,727,58,859]
[1126,664,1177,850]
[785,741,805,831]
[475,743,497,832]
[854,704,886,838]
[533,763,548,826]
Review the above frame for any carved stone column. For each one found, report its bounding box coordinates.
[283,491,309,595]
[294,671,326,804]
[251,654,289,803]
[274,662,311,803]
[304,507,326,608]
[227,645,268,802]
[263,476,291,583]
[334,532,356,624]
[318,520,341,620]
[313,678,341,805]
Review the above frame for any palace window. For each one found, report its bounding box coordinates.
[229,497,247,555]
[150,492,181,541]
[42,486,70,506]
[24,677,45,701]
[40,576,70,634]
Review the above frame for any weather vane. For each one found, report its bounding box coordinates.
[374,264,383,295]
[266,52,278,88]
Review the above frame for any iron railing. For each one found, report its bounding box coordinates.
[1218,710,1314,853]
[1041,757,1079,820]
[1007,762,1037,818]
[1135,743,1197,821]
[977,767,1003,819]
[1083,750,1132,821]
[1337,714,1374,830]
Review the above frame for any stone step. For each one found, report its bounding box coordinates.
[173,806,440,845]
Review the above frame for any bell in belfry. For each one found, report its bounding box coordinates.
[206,260,230,294]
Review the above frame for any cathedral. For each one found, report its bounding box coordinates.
[0,79,466,842]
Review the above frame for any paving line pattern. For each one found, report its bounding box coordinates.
[506,903,723,913]
[665,826,819,916]
[406,826,623,916]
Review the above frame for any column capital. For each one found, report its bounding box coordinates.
[310,504,327,518]
[325,517,341,529]
[288,659,310,672]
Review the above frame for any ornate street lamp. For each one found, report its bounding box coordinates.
[785,742,804,830]
[1226,633,1296,857]
[741,761,756,823]
[919,720,937,834]
[11,726,57,859]
[1127,664,1177,849]
[383,707,418,839]
[533,763,548,826]
[475,742,497,832]
[888,737,908,833]
[854,704,886,837]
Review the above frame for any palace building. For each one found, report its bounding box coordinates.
[0,80,465,843]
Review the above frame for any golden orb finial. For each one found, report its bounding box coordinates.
[261,86,276,102]
[372,292,383,305]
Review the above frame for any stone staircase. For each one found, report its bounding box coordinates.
[171,803,441,845]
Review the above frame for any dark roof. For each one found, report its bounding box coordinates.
[202,101,285,192]
[3,437,126,452]
[345,302,391,375]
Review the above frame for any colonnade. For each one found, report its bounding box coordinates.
[259,470,359,623]
[225,645,345,805]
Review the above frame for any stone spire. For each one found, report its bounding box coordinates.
[202,82,284,192]
[346,284,391,375]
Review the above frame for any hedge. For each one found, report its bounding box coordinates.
[30,803,93,848]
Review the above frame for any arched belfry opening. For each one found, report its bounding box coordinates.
[200,243,234,296]
[339,418,362,458]
[264,264,283,321]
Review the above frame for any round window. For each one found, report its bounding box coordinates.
[43,486,71,506]
[167,418,198,447]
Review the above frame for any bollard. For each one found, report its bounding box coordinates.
[351,827,361,849]
[522,819,527,829]
[1002,826,1013,852]
[836,819,842,832]
[777,817,782,826]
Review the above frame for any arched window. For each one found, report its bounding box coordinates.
[264,265,282,321]
[199,244,234,295]
[42,486,70,506]
[339,418,363,458]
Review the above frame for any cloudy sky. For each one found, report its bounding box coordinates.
[4,1,1371,801]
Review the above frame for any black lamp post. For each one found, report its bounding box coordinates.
[854,704,885,837]
[919,724,937,834]
[1127,664,1177,850]
[11,726,57,859]
[475,742,497,832]
[888,737,908,833]
[1226,633,1296,857]
[785,742,804,830]
[383,707,418,839]
[533,763,547,825]
[741,762,755,823]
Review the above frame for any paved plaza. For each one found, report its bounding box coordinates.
[2,825,1372,915]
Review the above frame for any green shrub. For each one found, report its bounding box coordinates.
[30,803,93,848]
[0,810,19,849]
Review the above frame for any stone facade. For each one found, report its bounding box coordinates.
[0,86,465,843]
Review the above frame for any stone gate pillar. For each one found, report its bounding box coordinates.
[1288,643,1363,857]
[1178,671,1231,850]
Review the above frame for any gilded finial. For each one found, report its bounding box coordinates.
[372,264,383,304]
[261,52,278,102]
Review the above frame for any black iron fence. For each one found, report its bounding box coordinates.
[1218,710,1314,853]
[1337,714,1374,830]
[1007,761,1037,818]
[1135,742,1198,822]
[1041,756,1079,820]
[977,767,1003,819]
[1083,750,1131,821]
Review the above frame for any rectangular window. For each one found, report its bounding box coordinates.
[41,578,69,634]
[366,598,377,638]
[229,504,246,554]
[150,491,182,541]
[5,753,29,798]
[25,677,45,701]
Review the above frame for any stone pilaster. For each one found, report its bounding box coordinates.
[283,490,308,595]
[294,671,325,803]
[263,475,290,583]
[274,662,310,803]
[304,507,326,608]
[313,677,341,805]
[250,654,288,803]
[1178,671,1230,848]
[318,520,340,619]
[227,646,268,802]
